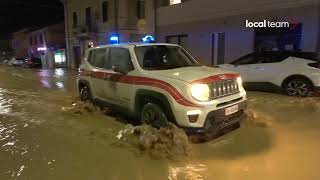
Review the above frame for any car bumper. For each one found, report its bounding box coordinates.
[184,100,247,135]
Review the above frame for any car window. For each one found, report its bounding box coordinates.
[134,45,200,70]
[87,50,93,63]
[109,48,133,71]
[270,53,290,63]
[232,53,257,65]
[256,53,288,64]
[91,49,107,68]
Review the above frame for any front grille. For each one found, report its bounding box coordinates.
[209,79,239,99]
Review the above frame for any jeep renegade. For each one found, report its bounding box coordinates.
[77,43,247,135]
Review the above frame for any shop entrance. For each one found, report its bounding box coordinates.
[255,23,302,52]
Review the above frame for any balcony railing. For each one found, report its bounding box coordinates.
[72,24,97,37]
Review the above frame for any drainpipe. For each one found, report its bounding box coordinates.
[114,0,119,40]
[62,0,71,68]
[317,0,320,52]
[154,0,158,40]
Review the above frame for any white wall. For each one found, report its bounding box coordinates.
[158,4,320,64]
[157,0,318,26]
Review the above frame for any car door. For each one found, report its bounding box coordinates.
[229,53,261,82]
[248,52,289,83]
[107,47,135,109]
[89,48,114,102]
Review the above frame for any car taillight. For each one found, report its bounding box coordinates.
[308,63,320,69]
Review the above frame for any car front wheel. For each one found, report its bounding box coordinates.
[80,86,92,102]
[140,102,169,129]
[284,78,312,97]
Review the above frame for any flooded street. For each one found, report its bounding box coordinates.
[0,65,320,180]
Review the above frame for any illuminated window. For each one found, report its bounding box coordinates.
[170,0,181,5]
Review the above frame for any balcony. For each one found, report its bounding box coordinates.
[72,24,97,39]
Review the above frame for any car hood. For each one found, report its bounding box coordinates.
[284,57,317,64]
[148,66,236,83]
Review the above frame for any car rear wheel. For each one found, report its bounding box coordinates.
[284,78,312,97]
[140,102,168,129]
[80,86,92,102]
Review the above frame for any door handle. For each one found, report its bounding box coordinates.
[104,75,111,81]
[87,72,93,77]
[104,75,115,81]
[254,67,264,70]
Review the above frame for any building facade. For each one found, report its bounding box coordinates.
[156,0,320,65]
[11,29,31,59]
[62,0,155,68]
[62,0,320,67]
[11,23,66,68]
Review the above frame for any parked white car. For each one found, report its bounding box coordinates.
[12,59,25,66]
[219,52,320,96]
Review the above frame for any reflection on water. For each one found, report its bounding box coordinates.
[56,82,64,89]
[0,88,11,114]
[169,164,208,180]
[36,69,67,90]
[54,68,64,77]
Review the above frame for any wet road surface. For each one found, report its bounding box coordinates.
[0,65,320,180]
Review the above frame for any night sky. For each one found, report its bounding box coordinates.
[0,0,64,39]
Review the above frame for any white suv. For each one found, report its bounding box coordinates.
[219,51,320,96]
[77,43,247,135]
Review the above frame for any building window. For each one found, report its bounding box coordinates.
[34,36,38,45]
[30,37,33,45]
[136,0,145,19]
[73,12,77,27]
[102,1,109,22]
[40,34,43,44]
[86,7,92,31]
[166,35,189,50]
[86,7,92,25]
[170,0,181,5]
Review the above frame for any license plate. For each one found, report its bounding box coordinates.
[225,105,239,116]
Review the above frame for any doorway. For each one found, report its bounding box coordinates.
[210,32,225,65]
[73,46,81,68]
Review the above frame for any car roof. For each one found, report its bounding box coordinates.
[88,43,180,50]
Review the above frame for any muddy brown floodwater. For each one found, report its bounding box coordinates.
[0,65,320,180]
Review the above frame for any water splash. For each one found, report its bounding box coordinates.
[115,123,192,159]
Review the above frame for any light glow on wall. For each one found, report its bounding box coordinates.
[37,47,47,51]
[170,0,181,5]
[54,52,66,64]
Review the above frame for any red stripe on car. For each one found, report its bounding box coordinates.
[80,69,201,107]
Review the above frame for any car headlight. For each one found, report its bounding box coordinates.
[191,84,210,101]
[237,77,243,88]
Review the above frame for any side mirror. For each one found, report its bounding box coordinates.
[112,64,128,74]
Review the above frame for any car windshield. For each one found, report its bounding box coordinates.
[134,45,201,70]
